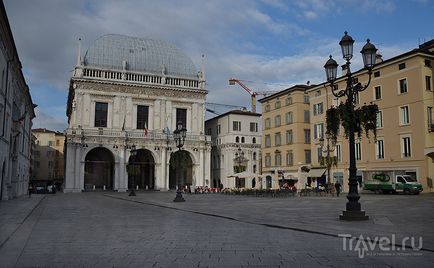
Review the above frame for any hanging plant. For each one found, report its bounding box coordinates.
[326,106,340,142]
[320,156,338,169]
[338,101,355,138]
[361,104,378,139]
[354,108,363,138]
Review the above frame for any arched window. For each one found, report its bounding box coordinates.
[253,165,257,173]
[241,137,245,143]
[235,136,240,143]
[252,137,256,144]
[253,152,257,160]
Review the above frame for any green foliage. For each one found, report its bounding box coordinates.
[325,106,340,141]
[233,165,246,173]
[320,156,338,168]
[326,101,378,141]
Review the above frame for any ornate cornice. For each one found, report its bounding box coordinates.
[72,78,208,98]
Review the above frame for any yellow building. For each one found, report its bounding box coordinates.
[259,85,313,189]
[32,129,65,186]
[307,40,434,193]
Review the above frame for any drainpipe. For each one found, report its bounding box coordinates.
[0,55,14,200]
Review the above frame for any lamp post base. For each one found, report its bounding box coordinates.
[339,210,369,221]
[173,191,185,202]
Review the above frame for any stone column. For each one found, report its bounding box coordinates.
[75,146,83,192]
[119,147,127,191]
[64,142,76,192]
[204,147,211,187]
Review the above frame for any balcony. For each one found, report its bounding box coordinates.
[66,127,210,143]
[81,67,201,89]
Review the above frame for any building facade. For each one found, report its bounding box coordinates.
[258,85,313,189]
[32,128,65,185]
[205,110,261,189]
[307,40,434,193]
[64,34,210,192]
[0,2,35,200]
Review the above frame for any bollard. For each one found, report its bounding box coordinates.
[136,185,139,190]
[146,185,148,190]
[93,185,95,191]
[103,185,106,191]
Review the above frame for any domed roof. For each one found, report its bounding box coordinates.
[83,34,198,78]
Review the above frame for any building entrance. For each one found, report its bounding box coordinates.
[169,150,193,190]
[84,147,114,189]
[128,149,155,190]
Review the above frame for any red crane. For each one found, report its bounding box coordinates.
[229,78,280,113]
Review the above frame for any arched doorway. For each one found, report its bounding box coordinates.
[266,175,272,189]
[84,147,114,190]
[169,150,193,190]
[128,149,155,190]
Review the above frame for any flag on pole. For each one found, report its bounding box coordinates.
[121,114,126,131]
[144,122,148,136]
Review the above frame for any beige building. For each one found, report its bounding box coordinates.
[258,85,313,189]
[32,128,65,184]
[307,40,434,193]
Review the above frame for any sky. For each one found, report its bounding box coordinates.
[4,0,434,132]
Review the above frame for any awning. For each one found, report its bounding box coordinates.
[306,168,327,177]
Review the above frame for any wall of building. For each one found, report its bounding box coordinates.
[0,2,35,200]
[206,111,261,188]
[308,51,434,193]
[260,87,311,189]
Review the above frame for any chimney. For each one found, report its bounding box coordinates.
[375,53,383,64]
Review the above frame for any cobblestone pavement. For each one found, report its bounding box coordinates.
[0,192,433,267]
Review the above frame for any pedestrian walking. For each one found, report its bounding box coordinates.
[28,182,33,198]
[335,181,341,197]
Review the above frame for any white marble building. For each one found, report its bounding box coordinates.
[0,2,35,200]
[64,34,210,192]
[205,110,261,189]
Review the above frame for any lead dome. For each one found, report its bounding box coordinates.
[83,34,198,78]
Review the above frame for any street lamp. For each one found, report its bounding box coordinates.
[173,121,187,202]
[234,146,246,188]
[319,135,336,186]
[324,31,377,221]
[129,144,137,196]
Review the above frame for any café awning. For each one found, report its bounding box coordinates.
[306,168,327,178]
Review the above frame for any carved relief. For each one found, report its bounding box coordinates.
[73,79,207,100]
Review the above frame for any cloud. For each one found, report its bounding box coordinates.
[3,0,417,125]
[290,0,396,20]
[32,108,67,132]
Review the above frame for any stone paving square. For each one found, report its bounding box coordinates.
[0,192,433,267]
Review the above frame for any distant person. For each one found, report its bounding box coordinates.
[28,182,33,198]
[335,181,341,197]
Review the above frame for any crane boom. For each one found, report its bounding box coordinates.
[229,77,281,112]
[205,102,247,116]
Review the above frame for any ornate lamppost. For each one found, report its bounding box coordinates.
[173,121,187,202]
[234,146,247,188]
[129,144,137,196]
[319,135,336,186]
[324,31,377,221]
